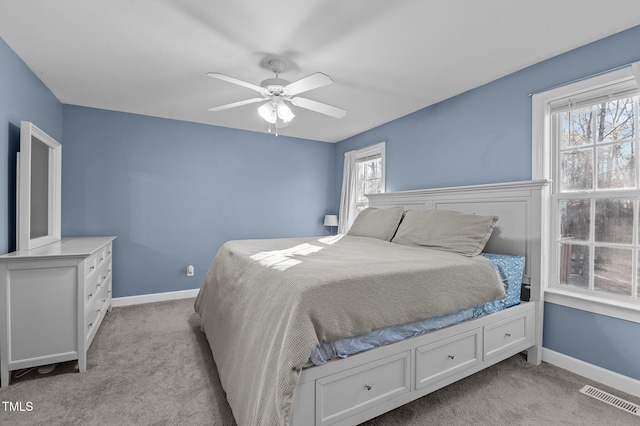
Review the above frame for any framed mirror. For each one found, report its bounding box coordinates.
[17,121,62,251]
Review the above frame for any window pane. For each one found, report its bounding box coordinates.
[595,198,633,244]
[560,199,590,241]
[558,244,589,289]
[365,158,381,179]
[559,107,593,148]
[356,181,367,203]
[596,97,634,143]
[560,148,593,191]
[596,142,635,190]
[594,247,632,296]
[357,162,366,181]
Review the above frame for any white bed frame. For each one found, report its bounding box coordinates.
[290,180,550,426]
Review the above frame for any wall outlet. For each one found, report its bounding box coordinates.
[186,265,194,277]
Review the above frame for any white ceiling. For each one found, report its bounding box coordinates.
[1,1,639,143]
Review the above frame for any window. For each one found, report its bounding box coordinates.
[338,142,385,233]
[533,63,640,319]
[554,94,639,301]
[355,151,384,213]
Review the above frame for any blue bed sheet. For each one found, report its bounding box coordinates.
[309,253,525,365]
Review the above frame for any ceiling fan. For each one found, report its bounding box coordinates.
[207,59,346,134]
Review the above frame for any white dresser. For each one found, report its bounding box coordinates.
[0,236,116,387]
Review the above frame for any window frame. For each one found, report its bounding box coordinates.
[354,141,386,212]
[532,65,640,324]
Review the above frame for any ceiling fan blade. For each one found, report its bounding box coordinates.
[285,72,333,96]
[207,72,266,94]
[208,98,265,112]
[290,97,346,119]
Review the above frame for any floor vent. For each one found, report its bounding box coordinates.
[580,385,640,416]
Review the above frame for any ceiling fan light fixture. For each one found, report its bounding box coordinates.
[258,102,277,124]
[277,102,295,123]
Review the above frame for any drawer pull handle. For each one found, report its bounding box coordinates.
[364,384,372,391]
[97,283,101,288]
[100,257,104,261]
[448,354,455,360]
[90,266,95,271]
[88,323,93,329]
[505,333,511,338]
[88,293,93,298]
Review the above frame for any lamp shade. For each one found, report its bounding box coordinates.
[258,102,277,123]
[277,102,295,123]
[323,214,338,226]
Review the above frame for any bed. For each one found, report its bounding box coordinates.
[195,180,549,426]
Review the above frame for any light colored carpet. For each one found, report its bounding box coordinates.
[0,298,638,425]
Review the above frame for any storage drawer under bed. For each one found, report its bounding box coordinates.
[315,351,411,426]
[415,328,481,389]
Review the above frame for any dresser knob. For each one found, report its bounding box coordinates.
[505,333,511,338]
[364,384,372,391]
[448,354,455,360]
[88,323,93,329]
[88,293,93,298]
[90,266,95,271]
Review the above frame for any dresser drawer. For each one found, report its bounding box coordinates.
[85,286,109,342]
[415,328,481,389]
[483,311,531,361]
[84,255,97,280]
[85,272,105,302]
[85,273,101,307]
[316,351,410,425]
[96,243,112,269]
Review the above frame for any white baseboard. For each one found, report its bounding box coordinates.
[111,288,199,308]
[542,348,640,398]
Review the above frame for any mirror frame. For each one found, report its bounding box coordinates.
[17,121,62,251]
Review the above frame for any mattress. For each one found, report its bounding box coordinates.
[309,253,525,365]
[195,235,506,426]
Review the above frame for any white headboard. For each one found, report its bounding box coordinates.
[368,180,550,363]
[368,180,548,287]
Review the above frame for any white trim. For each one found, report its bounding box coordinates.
[631,61,640,87]
[111,288,199,307]
[542,348,640,398]
[545,289,640,323]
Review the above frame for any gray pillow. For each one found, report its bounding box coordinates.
[347,207,404,241]
[391,210,498,256]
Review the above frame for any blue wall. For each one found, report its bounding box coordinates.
[543,302,640,380]
[62,106,335,297]
[334,25,640,381]
[0,38,62,255]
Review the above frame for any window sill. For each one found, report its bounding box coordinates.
[545,288,640,324]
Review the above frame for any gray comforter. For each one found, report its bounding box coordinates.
[194,235,505,426]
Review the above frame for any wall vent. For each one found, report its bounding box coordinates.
[580,385,640,416]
